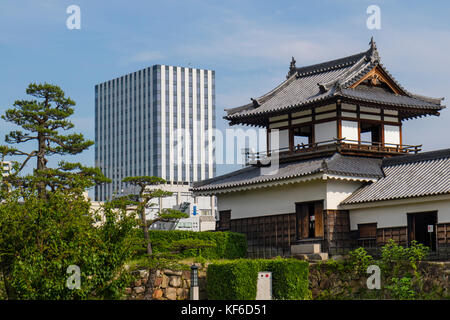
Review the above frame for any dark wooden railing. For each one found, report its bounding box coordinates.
[244,138,422,165]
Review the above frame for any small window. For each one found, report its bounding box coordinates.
[360,122,382,145]
[358,223,377,239]
[292,125,312,149]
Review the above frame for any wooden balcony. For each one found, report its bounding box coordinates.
[245,138,422,165]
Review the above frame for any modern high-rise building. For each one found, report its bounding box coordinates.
[95,64,216,202]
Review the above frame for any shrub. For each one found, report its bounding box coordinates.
[380,239,429,277]
[207,260,259,300]
[207,258,310,300]
[145,230,247,259]
[260,258,310,300]
[386,276,416,300]
[0,188,138,300]
[348,247,374,276]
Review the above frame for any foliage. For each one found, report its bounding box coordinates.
[113,176,188,257]
[0,185,138,299]
[385,276,416,300]
[259,258,310,300]
[312,240,435,300]
[380,239,429,275]
[206,258,310,300]
[206,260,260,300]
[348,247,374,276]
[143,230,247,259]
[170,239,217,256]
[1,83,108,195]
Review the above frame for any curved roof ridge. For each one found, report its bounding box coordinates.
[295,50,367,77]
[382,148,450,167]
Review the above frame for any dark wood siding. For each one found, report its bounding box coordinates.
[230,213,296,258]
[437,223,450,259]
[218,210,231,231]
[376,226,408,246]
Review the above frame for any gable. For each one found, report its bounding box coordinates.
[350,65,406,95]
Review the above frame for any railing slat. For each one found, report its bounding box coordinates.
[244,138,421,164]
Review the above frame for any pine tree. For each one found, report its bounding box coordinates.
[1,83,108,195]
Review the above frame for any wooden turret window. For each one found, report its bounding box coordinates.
[291,125,313,150]
[360,121,382,145]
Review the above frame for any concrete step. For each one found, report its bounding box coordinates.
[293,252,329,261]
[291,243,322,255]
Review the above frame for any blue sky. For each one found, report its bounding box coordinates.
[1,0,450,190]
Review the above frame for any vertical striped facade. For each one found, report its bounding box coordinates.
[95,65,216,201]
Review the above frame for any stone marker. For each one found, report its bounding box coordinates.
[256,271,272,300]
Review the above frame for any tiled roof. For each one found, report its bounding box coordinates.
[339,88,440,109]
[341,149,450,204]
[225,39,444,122]
[192,153,383,193]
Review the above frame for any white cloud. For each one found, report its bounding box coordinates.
[176,17,363,66]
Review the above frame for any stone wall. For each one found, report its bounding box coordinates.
[125,261,449,300]
[309,261,450,299]
[125,264,208,300]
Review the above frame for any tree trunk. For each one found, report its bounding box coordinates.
[140,209,152,256]
[36,133,47,198]
[1,262,17,300]
[144,267,157,300]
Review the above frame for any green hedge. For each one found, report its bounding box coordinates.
[207,258,310,300]
[207,260,260,300]
[147,230,247,259]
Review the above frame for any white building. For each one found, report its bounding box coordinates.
[146,183,216,232]
[94,64,217,230]
[193,39,450,259]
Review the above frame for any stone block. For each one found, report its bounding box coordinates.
[161,275,169,288]
[291,243,321,254]
[165,287,177,300]
[134,286,145,294]
[170,276,182,287]
[154,277,162,287]
[152,289,163,299]
[139,270,149,279]
[182,270,191,279]
[164,269,182,276]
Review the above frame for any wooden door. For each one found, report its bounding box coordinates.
[314,201,324,238]
[296,203,309,239]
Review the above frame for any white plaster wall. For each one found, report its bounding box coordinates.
[384,125,400,145]
[341,121,359,143]
[314,121,337,143]
[325,179,364,210]
[217,179,326,219]
[349,198,450,230]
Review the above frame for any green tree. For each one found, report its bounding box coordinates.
[0,180,138,299]
[0,82,136,300]
[116,176,189,256]
[1,83,107,196]
[113,176,189,299]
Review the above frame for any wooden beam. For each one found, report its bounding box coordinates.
[349,65,404,95]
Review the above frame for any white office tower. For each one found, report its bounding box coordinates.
[95,64,216,231]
